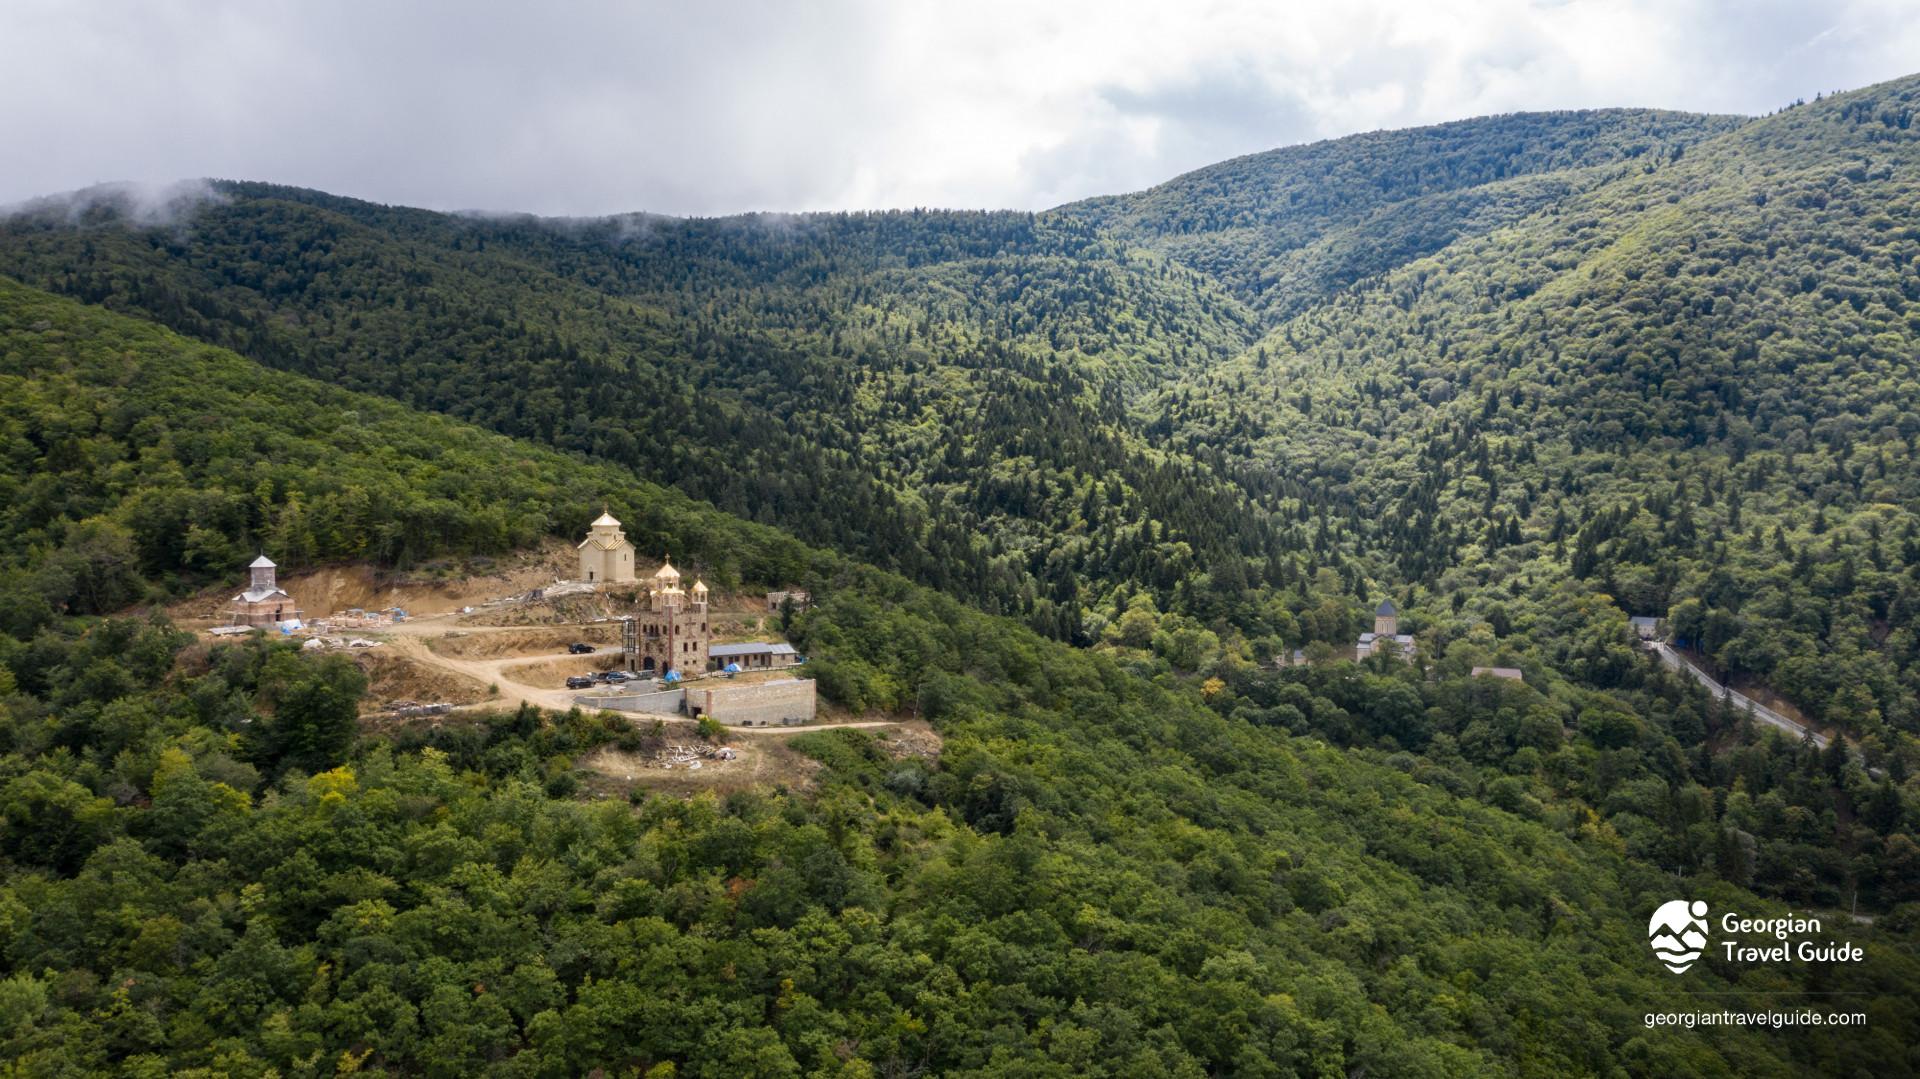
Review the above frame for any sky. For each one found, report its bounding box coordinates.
[5,0,1919,218]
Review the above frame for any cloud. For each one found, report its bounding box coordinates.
[1,0,1916,217]
[1,179,227,228]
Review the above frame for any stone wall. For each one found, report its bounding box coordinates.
[572,678,819,727]
[689,679,817,727]
[573,687,686,715]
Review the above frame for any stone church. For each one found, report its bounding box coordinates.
[625,557,711,675]
[230,554,301,627]
[577,509,636,584]
[576,510,713,675]
[1356,599,1415,660]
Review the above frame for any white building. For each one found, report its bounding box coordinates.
[577,509,636,585]
[230,555,300,627]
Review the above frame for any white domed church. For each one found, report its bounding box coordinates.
[577,509,636,584]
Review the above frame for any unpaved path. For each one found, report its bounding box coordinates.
[383,633,580,711]
[381,613,898,735]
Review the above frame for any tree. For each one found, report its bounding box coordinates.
[43,519,146,615]
[251,652,367,775]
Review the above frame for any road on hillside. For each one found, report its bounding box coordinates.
[1647,641,1829,749]
[380,616,896,735]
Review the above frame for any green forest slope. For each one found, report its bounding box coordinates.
[0,191,1269,640]
[0,108,1754,651]
[3,279,1916,1074]
[6,82,1908,758]
[1157,74,1920,746]
[1058,108,1747,318]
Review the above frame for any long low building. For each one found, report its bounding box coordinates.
[708,641,803,672]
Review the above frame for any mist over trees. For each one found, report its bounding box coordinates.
[2,73,1920,1074]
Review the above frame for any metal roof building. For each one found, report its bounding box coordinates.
[707,641,803,672]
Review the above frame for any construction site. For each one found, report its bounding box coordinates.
[172,513,901,794]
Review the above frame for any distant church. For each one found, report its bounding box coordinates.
[578,509,636,584]
[1356,600,1414,660]
[230,554,301,627]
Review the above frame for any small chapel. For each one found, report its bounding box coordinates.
[1355,599,1415,661]
[229,554,301,627]
[576,510,713,675]
[577,509,636,584]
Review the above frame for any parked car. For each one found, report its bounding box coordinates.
[564,675,595,689]
[567,642,595,654]
[602,670,633,684]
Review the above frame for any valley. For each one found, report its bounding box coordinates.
[2,72,1919,1076]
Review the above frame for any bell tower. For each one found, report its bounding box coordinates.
[250,554,277,593]
[630,556,710,675]
[1373,600,1398,637]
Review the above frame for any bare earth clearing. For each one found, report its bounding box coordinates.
[166,540,581,627]
[369,597,900,735]
[176,552,916,795]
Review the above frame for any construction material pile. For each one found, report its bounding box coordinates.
[300,637,384,651]
[382,700,456,718]
[315,607,408,632]
[476,581,598,610]
[654,743,738,769]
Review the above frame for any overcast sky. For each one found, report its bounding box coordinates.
[5,0,1918,217]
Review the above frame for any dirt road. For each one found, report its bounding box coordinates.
[380,614,896,735]
[383,633,582,711]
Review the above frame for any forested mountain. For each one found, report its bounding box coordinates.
[4,274,1917,1075]
[0,187,1271,642]
[0,108,1748,651]
[4,82,1915,747]
[1058,108,1747,318]
[5,71,1920,1073]
[1157,74,1920,750]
